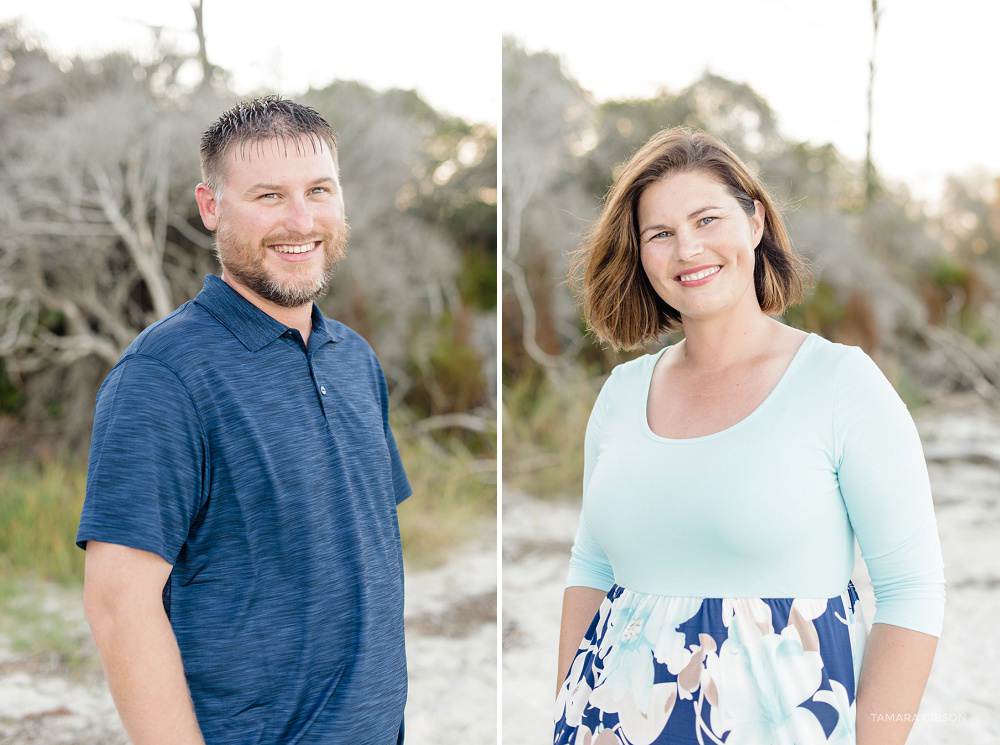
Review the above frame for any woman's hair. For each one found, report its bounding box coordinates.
[571,127,810,350]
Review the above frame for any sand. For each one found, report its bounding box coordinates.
[0,532,497,745]
[3,397,997,744]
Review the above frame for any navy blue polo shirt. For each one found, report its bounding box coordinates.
[77,275,411,745]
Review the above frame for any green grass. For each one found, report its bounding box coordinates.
[502,369,601,499]
[0,427,495,677]
[0,427,496,586]
[395,433,496,568]
[0,458,87,585]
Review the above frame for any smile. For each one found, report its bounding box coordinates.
[676,266,721,282]
[271,242,318,254]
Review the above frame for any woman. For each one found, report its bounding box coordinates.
[554,128,944,745]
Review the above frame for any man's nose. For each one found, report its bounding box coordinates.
[284,197,314,235]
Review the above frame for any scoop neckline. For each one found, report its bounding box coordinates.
[639,332,817,444]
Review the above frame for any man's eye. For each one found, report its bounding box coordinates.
[311,187,328,195]
[260,193,279,200]
[700,216,716,226]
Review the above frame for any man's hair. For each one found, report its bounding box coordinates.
[571,127,811,351]
[199,95,339,196]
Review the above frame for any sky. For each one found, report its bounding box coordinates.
[0,0,498,126]
[4,1,999,203]
[503,0,1000,202]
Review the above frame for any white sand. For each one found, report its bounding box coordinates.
[501,399,1000,743]
[0,532,497,745]
[3,400,996,745]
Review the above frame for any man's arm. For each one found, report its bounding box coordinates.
[555,586,607,698]
[855,622,938,745]
[83,541,205,745]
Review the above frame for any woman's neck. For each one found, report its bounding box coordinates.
[676,309,782,373]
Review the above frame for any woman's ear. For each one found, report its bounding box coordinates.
[752,199,765,246]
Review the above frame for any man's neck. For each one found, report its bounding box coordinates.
[220,271,313,346]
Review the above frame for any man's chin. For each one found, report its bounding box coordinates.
[223,266,328,309]
[258,279,329,308]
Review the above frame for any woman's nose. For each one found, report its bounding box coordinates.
[675,230,703,261]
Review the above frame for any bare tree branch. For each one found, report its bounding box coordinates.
[92,162,174,319]
[502,255,563,370]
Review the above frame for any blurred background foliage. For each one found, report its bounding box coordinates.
[502,37,1000,499]
[0,18,496,579]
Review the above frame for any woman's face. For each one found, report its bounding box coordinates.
[637,169,764,326]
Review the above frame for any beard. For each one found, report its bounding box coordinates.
[215,220,350,309]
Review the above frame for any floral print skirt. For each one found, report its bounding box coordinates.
[554,583,868,745]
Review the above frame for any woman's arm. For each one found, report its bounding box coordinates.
[831,350,945,739]
[855,622,938,745]
[555,586,607,697]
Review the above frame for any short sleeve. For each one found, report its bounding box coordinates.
[374,357,411,505]
[834,349,946,637]
[77,356,209,564]
[566,373,616,591]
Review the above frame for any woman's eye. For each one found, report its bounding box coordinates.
[700,216,716,226]
[652,230,672,240]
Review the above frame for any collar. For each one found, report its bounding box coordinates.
[193,275,342,352]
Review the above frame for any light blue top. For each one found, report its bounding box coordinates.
[567,333,946,637]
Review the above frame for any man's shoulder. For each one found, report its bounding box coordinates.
[119,300,218,368]
[93,302,213,409]
[321,317,377,357]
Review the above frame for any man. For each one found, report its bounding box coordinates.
[77,96,411,744]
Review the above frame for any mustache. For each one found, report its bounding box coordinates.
[260,232,334,246]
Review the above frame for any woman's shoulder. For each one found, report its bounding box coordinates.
[795,332,867,372]
[604,347,668,387]
[585,349,665,431]
[586,349,666,415]
[794,332,902,405]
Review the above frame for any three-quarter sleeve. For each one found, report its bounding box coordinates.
[566,374,616,591]
[834,348,946,637]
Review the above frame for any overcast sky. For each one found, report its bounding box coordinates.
[503,0,1000,202]
[0,0,499,126]
[4,1,999,202]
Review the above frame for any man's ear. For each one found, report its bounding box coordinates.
[195,183,220,231]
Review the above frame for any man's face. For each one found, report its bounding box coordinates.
[200,136,348,309]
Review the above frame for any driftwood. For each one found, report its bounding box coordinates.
[905,325,1000,405]
[922,442,1000,467]
[410,412,493,435]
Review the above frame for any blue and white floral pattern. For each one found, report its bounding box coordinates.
[554,584,867,745]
